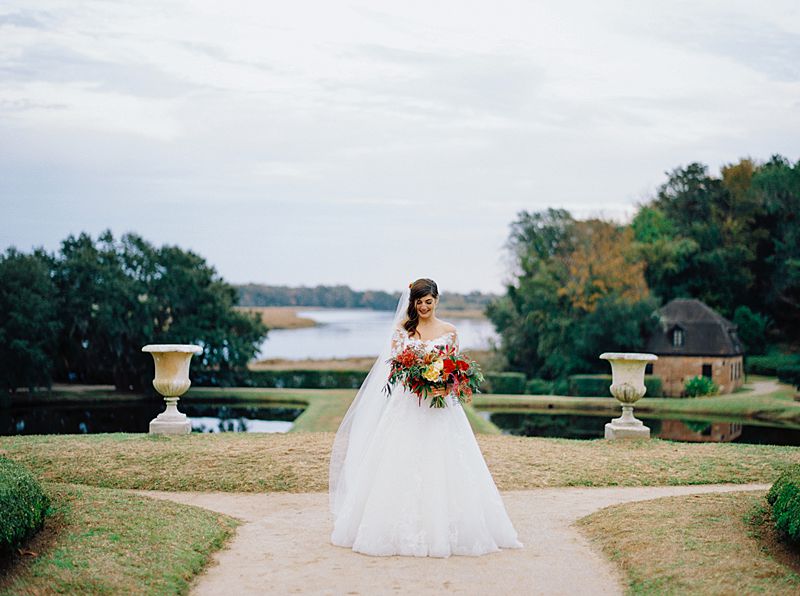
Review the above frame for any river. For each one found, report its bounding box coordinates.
[256,308,498,360]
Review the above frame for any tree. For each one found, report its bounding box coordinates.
[488,210,658,379]
[0,248,61,392]
[52,230,268,393]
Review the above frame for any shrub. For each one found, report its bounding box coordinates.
[684,375,719,397]
[767,466,800,544]
[567,374,663,398]
[481,372,526,394]
[525,378,553,395]
[777,364,800,391]
[193,369,369,390]
[745,353,800,376]
[0,456,50,553]
[552,378,570,395]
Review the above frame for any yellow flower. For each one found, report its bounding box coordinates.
[422,365,441,382]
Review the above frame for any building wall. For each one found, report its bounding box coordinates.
[651,355,744,397]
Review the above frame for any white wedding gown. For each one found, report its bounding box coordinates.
[330,328,523,557]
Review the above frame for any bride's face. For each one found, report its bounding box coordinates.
[415,294,437,320]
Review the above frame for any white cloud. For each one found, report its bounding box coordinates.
[1,0,799,292]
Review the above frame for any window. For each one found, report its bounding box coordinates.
[672,328,684,347]
[702,364,712,378]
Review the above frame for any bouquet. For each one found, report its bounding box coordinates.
[384,343,485,408]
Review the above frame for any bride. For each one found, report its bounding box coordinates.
[329,278,523,557]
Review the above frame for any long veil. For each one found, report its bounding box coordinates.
[329,285,410,518]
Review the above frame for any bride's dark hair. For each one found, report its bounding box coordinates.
[404,278,439,338]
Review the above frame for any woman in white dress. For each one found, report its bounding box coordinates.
[329,278,522,557]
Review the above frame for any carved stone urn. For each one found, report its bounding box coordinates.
[600,352,658,440]
[142,344,202,435]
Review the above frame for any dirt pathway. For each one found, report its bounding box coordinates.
[135,483,769,595]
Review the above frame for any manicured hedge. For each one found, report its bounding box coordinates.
[481,372,527,394]
[746,354,800,376]
[777,364,800,390]
[525,378,554,395]
[0,456,50,553]
[567,374,663,398]
[767,466,800,544]
[193,368,368,389]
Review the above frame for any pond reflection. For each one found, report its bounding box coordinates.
[1,401,304,435]
[484,410,800,446]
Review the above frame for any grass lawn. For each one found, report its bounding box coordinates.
[0,482,238,595]
[577,491,800,594]
[2,432,800,493]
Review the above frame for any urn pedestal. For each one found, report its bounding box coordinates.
[600,352,658,440]
[142,344,202,435]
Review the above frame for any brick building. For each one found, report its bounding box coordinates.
[644,298,745,397]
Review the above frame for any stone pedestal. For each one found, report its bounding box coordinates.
[149,397,192,435]
[142,344,202,435]
[605,405,650,439]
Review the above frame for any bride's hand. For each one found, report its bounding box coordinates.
[431,387,447,397]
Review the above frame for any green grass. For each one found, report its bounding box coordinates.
[2,432,800,493]
[0,482,238,595]
[577,491,800,595]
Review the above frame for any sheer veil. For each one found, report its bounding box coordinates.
[329,285,410,518]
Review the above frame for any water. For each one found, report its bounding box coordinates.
[484,410,800,445]
[257,308,498,359]
[1,401,304,435]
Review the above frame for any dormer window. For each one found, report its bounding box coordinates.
[672,327,684,347]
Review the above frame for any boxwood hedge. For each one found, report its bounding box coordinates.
[766,466,800,544]
[0,456,50,553]
[567,374,663,398]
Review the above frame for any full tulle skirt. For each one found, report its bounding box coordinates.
[330,389,523,557]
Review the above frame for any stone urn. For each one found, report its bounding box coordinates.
[142,344,203,435]
[600,352,658,440]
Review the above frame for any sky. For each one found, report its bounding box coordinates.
[1,1,799,294]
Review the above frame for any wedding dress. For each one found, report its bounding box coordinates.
[329,287,523,558]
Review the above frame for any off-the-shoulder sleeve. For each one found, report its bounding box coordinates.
[451,329,460,352]
[390,327,406,357]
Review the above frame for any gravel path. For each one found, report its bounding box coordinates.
[134,482,769,595]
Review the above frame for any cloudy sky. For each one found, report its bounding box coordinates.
[1,0,798,294]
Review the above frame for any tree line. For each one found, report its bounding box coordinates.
[488,155,799,379]
[237,283,497,311]
[0,231,267,394]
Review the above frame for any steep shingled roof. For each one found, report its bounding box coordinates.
[645,298,744,356]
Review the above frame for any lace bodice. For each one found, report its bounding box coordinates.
[391,327,459,356]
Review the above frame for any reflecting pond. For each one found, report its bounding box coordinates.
[483,410,800,445]
[1,401,304,436]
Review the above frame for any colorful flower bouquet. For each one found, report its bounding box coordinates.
[384,343,485,408]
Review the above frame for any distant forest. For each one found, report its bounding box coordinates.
[236,284,498,311]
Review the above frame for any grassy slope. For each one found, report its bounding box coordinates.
[577,491,800,594]
[0,483,238,595]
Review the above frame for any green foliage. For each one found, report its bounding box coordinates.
[745,353,800,376]
[732,306,770,355]
[684,375,719,397]
[766,466,800,544]
[635,156,800,339]
[777,364,800,391]
[567,374,663,397]
[49,231,268,392]
[525,378,553,395]
[0,456,50,553]
[0,248,61,392]
[481,372,527,394]
[230,369,368,390]
[488,209,658,379]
